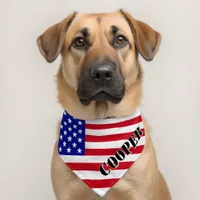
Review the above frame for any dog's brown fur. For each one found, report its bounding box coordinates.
[37,10,171,200]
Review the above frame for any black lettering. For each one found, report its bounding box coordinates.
[100,162,110,176]
[121,141,131,155]
[129,136,139,148]
[115,150,126,161]
[135,127,143,139]
[108,156,119,168]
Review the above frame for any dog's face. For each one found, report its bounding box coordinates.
[62,12,140,106]
[37,10,161,118]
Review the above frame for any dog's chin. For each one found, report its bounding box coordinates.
[79,91,123,105]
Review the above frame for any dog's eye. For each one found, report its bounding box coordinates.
[72,37,86,49]
[116,35,126,44]
[115,35,128,48]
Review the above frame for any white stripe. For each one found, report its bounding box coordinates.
[92,188,109,197]
[61,152,142,163]
[85,136,145,149]
[73,169,127,180]
[86,109,141,125]
[86,122,144,136]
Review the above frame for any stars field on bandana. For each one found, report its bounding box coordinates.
[59,111,85,156]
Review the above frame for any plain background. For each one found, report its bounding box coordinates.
[1,0,200,199]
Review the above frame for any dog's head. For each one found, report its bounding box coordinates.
[37,10,161,118]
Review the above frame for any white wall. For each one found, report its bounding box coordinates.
[1,0,199,199]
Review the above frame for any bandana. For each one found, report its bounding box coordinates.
[58,109,145,197]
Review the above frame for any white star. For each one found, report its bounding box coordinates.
[73,125,77,129]
[63,141,66,147]
[68,127,72,131]
[67,136,72,142]
[77,148,82,153]
[59,147,62,152]
[68,118,72,123]
[78,138,82,143]
[67,147,71,153]
[73,132,77,137]
[78,129,82,134]
[78,121,82,125]
[64,121,67,125]
[64,131,67,135]
[63,111,66,115]
[60,135,63,140]
[61,125,63,129]
[72,142,77,148]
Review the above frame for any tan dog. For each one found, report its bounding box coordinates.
[37,10,171,200]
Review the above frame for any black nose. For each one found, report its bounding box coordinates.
[91,65,114,82]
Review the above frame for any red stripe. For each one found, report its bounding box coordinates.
[85,129,145,142]
[85,115,142,130]
[85,132,132,142]
[83,179,119,188]
[85,144,144,156]
[66,161,134,171]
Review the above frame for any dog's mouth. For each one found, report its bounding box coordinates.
[79,90,124,105]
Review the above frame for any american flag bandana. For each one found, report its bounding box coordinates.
[58,109,145,197]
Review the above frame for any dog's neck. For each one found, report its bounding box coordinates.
[94,101,108,118]
[56,65,142,120]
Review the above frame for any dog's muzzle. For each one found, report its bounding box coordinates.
[77,60,125,105]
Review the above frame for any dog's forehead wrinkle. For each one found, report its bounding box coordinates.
[111,25,118,34]
[96,16,101,24]
[80,27,89,37]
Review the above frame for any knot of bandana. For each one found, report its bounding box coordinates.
[58,109,145,197]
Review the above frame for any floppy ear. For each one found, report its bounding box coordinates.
[37,12,77,63]
[120,10,161,61]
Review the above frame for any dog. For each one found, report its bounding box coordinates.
[37,10,171,200]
